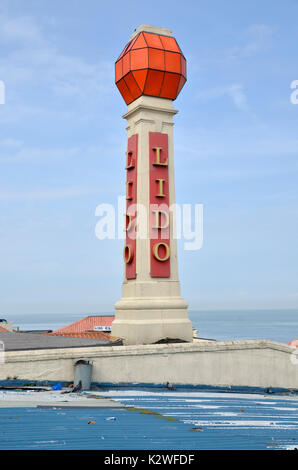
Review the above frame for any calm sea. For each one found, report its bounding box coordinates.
[5,309,298,344]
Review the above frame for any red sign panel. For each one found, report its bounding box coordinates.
[124,134,138,279]
[149,132,170,278]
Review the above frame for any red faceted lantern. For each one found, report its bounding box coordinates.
[115,30,187,104]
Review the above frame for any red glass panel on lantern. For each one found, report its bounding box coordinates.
[181,55,186,77]
[165,51,181,73]
[123,52,130,76]
[160,36,180,53]
[132,70,148,92]
[115,32,186,103]
[144,70,164,96]
[131,33,147,50]
[124,73,142,101]
[117,42,129,61]
[148,48,165,70]
[130,49,148,70]
[115,60,123,82]
[116,78,134,104]
[126,35,138,52]
[177,75,186,95]
[160,72,180,99]
[143,32,163,49]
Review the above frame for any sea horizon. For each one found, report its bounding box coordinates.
[2,308,297,344]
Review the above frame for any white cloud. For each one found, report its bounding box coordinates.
[0,138,23,148]
[244,24,274,54]
[227,24,274,60]
[196,83,249,111]
[0,103,44,123]
[0,145,80,162]
[0,11,114,108]
[0,186,103,202]
[227,84,249,111]
[0,14,43,43]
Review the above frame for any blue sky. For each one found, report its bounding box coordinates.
[0,0,297,315]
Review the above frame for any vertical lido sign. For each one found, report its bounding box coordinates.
[149,132,170,278]
[124,134,138,279]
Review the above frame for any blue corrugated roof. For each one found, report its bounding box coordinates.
[0,389,297,449]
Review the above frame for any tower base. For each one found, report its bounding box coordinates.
[112,297,193,345]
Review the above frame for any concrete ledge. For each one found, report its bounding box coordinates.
[1,340,297,390]
[129,25,173,41]
[2,339,296,362]
[123,95,178,120]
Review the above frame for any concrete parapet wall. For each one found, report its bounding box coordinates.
[0,340,297,390]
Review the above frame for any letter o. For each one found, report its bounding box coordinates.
[123,245,134,264]
[153,242,170,262]
[126,213,132,232]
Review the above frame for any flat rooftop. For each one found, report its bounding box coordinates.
[0,331,121,351]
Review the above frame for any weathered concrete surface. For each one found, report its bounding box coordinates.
[0,390,124,408]
[0,331,119,351]
[0,340,297,390]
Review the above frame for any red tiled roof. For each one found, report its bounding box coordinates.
[288,339,298,347]
[0,325,8,332]
[52,315,115,335]
[47,331,113,341]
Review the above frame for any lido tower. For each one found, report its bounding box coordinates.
[111,25,193,345]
